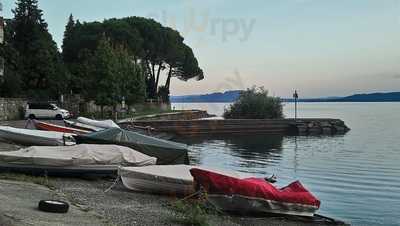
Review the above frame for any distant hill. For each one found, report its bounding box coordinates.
[171,91,400,103]
[171,90,242,103]
[335,92,400,102]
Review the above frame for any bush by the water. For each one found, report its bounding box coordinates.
[223,87,284,119]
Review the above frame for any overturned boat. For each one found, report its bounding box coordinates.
[34,120,90,135]
[0,126,75,146]
[74,128,189,165]
[119,165,249,196]
[77,117,120,129]
[190,168,320,217]
[64,120,103,132]
[0,144,156,176]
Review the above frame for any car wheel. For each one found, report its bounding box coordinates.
[28,114,36,119]
[38,200,69,213]
[55,114,63,120]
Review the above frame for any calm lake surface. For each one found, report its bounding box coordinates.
[172,102,400,226]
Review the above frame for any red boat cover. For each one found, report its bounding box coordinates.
[190,168,320,207]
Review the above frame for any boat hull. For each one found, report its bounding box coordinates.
[34,120,90,135]
[207,194,318,217]
[64,120,102,132]
[190,168,320,217]
[0,163,119,177]
[119,165,250,196]
[0,127,73,146]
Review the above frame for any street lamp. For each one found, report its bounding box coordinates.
[293,90,299,120]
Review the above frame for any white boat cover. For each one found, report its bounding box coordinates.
[0,126,75,146]
[77,117,120,129]
[64,120,103,132]
[119,165,249,196]
[0,144,156,167]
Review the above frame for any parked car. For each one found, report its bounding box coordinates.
[24,102,71,120]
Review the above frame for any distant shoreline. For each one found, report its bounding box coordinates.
[171,100,400,103]
[171,91,400,103]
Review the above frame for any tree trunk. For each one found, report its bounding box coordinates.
[151,63,155,80]
[145,60,156,98]
[155,62,163,92]
[113,104,117,121]
[165,66,173,90]
[145,60,153,79]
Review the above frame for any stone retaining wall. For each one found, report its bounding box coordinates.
[289,119,350,135]
[0,98,27,121]
[130,110,214,121]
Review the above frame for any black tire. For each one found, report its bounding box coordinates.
[28,114,36,119]
[38,200,69,213]
[55,114,63,120]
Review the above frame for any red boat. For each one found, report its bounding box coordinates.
[190,168,320,217]
[33,120,91,135]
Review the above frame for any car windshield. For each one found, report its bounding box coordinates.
[50,104,58,110]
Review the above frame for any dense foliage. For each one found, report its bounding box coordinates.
[1,0,64,99]
[223,87,284,119]
[82,37,146,108]
[62,16,204,101]
[0,0,203,105]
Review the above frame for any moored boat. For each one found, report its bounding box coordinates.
[0,144,157,176]
[77,117,120,129]
[0,126,75,146]
[64,120,103,132]
[74,128,189,165]
[119,165,250,196]
[190,168,320,217]
[34,120,90,135]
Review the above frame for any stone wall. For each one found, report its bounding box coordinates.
[0,98,27,121]
[61,94,172,119]
[128,110,214,121]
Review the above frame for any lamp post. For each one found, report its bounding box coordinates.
[293,90,299,120]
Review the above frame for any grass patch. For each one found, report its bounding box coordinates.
[0,172,55,190]
[169,199,218,226]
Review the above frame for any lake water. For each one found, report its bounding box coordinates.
[172,102,400,226]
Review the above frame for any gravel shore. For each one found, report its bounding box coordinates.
[0,120,348,226]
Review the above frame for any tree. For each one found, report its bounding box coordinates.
[61,16,204,101]
[62,14,76,63]
[116,46,146,106]
[83,37,146,115]
[0,19,23,97]
[223,87,284,119]
[11,0,65,99]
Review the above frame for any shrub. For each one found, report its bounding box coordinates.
[223,87,284,119]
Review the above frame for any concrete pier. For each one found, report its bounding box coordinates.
[120,118,350,136]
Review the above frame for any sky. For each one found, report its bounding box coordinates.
[2,0,400,98]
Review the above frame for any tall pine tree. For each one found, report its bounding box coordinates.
[12,0,65,99]
[62,14,75,63]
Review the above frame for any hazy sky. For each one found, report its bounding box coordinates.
[2,0,400,97]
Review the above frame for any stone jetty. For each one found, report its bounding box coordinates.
[120,118,350,136]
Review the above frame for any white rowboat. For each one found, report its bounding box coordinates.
[119,165,250,196]
[0,126,75,146]
[77,117,120,129]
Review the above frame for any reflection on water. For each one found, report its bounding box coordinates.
[176,135,284,174]
[173,102,400,226]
